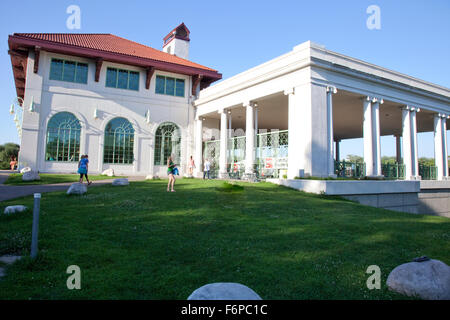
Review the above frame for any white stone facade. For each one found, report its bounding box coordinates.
[19,50,195,176]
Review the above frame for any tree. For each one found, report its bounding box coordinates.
[345,154,363,163]
[0,143,20,169]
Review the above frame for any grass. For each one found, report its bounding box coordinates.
[4,173,120,185]
[0,179,449,299]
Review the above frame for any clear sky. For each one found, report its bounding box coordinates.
[1,0,449,159]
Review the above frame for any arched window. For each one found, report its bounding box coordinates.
[154,122,181,165]
[45,112,81,162]
[103,117,134,164]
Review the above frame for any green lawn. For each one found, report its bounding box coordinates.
[4,173,119,185]
[0,179,449,299]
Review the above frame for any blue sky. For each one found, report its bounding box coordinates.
[1,0,449,158]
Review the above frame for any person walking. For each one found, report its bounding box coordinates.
[167,155,176,192]
[188,155,196,177]
[203,158,211,180]
[78,155,92,185]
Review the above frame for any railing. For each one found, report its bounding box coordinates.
[203,140,220,179]
[381,163,405,179]
[255,130,288,179]
[335,161,366,178]
[419,164,437,180]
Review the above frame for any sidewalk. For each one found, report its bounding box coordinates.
[0,171,146,202]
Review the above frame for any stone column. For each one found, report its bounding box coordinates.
[244,101,255,179]
[371,98,383,176]
[194,117,203,177]
[434,114,444,180]
[219,109,229,178]
[442,116,449,178]
[402,106,413,180]
[326,86,337,177]
[285,88,301,178]
[410,107,420,179]
[363,97,374,176]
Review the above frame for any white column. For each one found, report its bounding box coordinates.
[219,109,228,178]
[363,97,374,176]
[434,114,444,180]
[371,98,382,176]
[326,86,337,177]
[402,107,413,179]
[194,117,203,177]
[285,88,302,178]
[228,111,232,139]
[442,116,449,178]
[410,108,420,178]
[244,101,255,177]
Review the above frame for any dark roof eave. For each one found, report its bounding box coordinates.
[8,34,222,80]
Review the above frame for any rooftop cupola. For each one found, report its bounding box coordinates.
[163,23,190,60]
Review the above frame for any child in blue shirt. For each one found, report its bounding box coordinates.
[78,155,92,185]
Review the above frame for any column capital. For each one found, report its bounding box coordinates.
[242,101,257,108]
[284,87,295,96]
[371,97,384,104]
[217,108,225,114]
[326,86,337,94]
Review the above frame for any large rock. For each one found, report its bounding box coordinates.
[187,283,262,300]
[67,183,87,195]
[22,171,40,181]
[386,259,450,300]
[4,205,27,215]
[20,167,32,174]
[101,168,114,177]
[112,178,129,186]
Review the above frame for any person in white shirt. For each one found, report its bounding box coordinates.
[203,158,211,180]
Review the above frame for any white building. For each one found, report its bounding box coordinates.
[8,24,221,176]
[8,27,450,182]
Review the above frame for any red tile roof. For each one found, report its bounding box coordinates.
[12,33,217,72]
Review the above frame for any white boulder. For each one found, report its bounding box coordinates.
[188,283,262,300]
[112,178,129,186]
[4,205,28,215]
[22,171,40,181]
[67,183,87,195]
[20,167,32,174]
[101,168,114,177]
[387,259,450,300]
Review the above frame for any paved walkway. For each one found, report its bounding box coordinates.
[0,170,146,202]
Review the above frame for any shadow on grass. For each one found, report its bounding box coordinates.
[0,179,448,299]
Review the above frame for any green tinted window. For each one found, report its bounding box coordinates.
[155,76,165,94]
[75,63,88,83]
[106,68,117,88]
[49,59,63,80]
[175,79,185,97]
[165,77,175,95]
[129,72,139,91]
[106,67,139,91]
[49,58,87,84]
[155,75,185,97]
[62,61,76,82]
[103,117,135,164]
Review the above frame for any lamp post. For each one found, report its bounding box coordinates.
[10,97,26,140]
